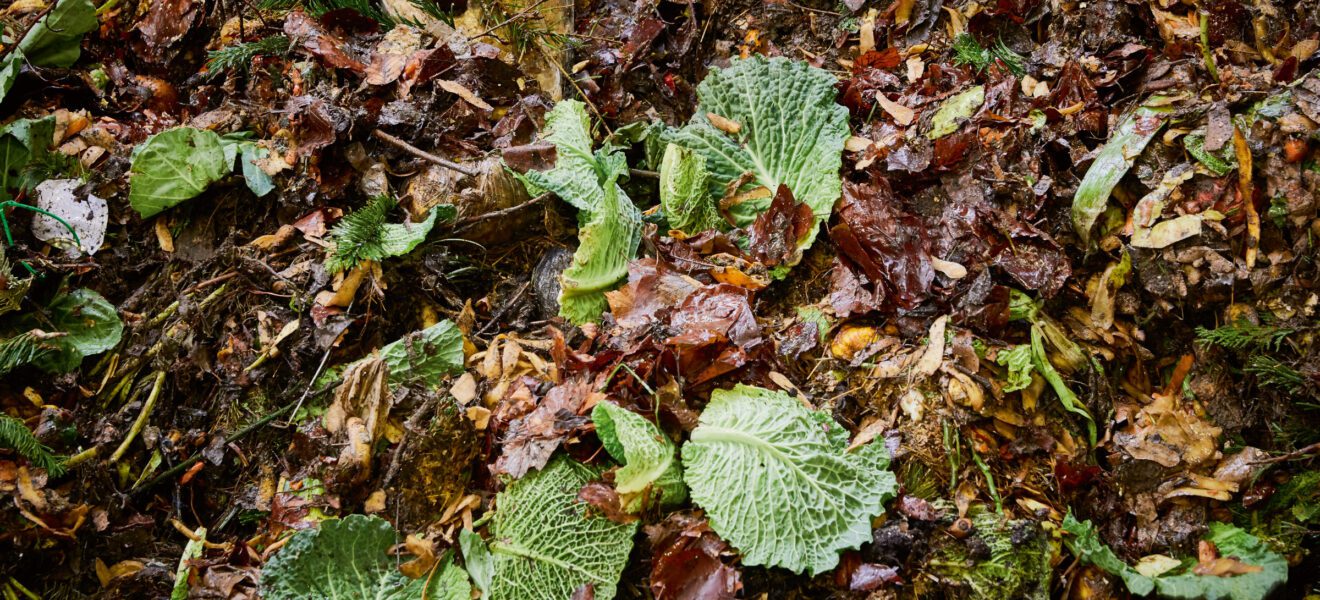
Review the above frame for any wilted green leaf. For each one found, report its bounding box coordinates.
[0,116,56,201]
[516,100,641,325]
[996,345,1034,392]
[666,56,848,256]
[1063,513,1155,596]
[129,128,231,218]
[219,134,276,197]
[171,527,207,600]
[15,0,97,68]
[1072,99,1173,245]
[1153,524,1287,600]
[378,319,465,388]
[681,384,897,575]
[0,0,96,103]
[15,288,124,373]
[262,514,467,600]
[462,456,637,600]
[591,401,686,512]
[1065,514,1287,600]
[658,143,723,235]
[928,86,985,139]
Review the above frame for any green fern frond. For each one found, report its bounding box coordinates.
[951,34,1026,76]
[326,195,393,273]
[0,414,66,476]
[206,36,291,75]
[1195,321,1294,352]
[1246,355,1308,393]
[0,331,56,376]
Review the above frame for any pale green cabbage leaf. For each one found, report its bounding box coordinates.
[927,85,985,139]
[261,514,470,600]
[129,128,232,218]
[996,345,1034,392]
[681,384,897,575]
[658,142,723,235]
[591,401,686,512]
[461,456,637,600]
[665,56,847,255]
[516,100,641,325]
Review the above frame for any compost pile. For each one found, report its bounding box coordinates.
[0,0,1318,597]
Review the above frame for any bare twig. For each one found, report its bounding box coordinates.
[466,0,555,42]
[372,130,478,177]
[452,192,551,233]
[476,280,533,337]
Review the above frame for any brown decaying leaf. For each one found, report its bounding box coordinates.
[646,512,741,600]
[284,10,368,72]
[746,184,813,267]
[137,0,199,50]
[577,481,640,524]
[492,375,594,478]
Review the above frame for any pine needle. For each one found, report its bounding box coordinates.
[1246,355,1307,393]
[325,195,394,273]
[206,36,291,75]
[1195,321,1293,352]
[951,33,1026,76]
[0,331,55,376]
[0,414,66,476]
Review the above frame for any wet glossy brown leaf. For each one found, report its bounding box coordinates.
[647,512,741,600]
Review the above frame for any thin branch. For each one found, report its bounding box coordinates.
[372,129,478,177]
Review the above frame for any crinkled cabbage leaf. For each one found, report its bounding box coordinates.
[681,384,896,575]
[261,514,470,600]
[665,56,847,257]
[516,101,641,325]
[659,143,723,235]
[591,401,686,512]
[461,456,637,600]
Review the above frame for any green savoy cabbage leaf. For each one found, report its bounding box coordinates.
[325,195,441,273]
[658,143,723,235]
[461,456,637,600]
[129,128,232,218]
[1064,514,1287,600]
[681,384,897,575]
[516,100,641,325]
[321,319,465,390]
[665,56,847,257]
[261,514,470,600]
[1063,513,1155,596]
[996,345,1034,392]
[591,401,686,512]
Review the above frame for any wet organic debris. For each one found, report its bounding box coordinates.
[0,0,1318,598]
